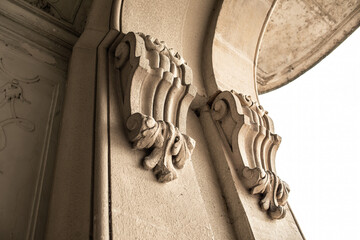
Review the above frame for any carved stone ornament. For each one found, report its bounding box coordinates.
[126,113,195,182]
[114,32,197,182]
[210,90,289,219]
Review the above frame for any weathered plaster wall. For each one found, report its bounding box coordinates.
[0,5,68,240]
[0,0,94,239]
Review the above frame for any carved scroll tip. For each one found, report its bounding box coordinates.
[211,99,227,120]
[154,168,177,183]
[184,135,196,153]
[242,167,266,188]
[143,156,160,170]
[269,206,286,220]
[126,113,144,130]
[157,174,177,183]
[115,42,130,68]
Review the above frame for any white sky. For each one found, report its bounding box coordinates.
[260,28,360,239]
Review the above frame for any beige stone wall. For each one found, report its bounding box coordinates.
[100,0,304,239]
[108,83,236,239]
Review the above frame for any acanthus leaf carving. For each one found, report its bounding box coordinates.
[210,90,289,219]
[114,32,196,182]
[243,167,290,219]
[126,113,195,183]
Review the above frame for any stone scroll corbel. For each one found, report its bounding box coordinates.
[210,90,290,219]
[114,32,197,182]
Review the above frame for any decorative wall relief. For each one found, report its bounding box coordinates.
[114,32,197,182]
[126,113,195,182]
[210,90,289,219]
[0,57,40,151]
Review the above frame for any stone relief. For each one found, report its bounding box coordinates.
[243,167,290,219]
[114,32,197,182]
[210,90,289,219]
[126,113,195,182]
[0,57,39,151]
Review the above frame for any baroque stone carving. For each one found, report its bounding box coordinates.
[210,90,289,219]
[0,57,39,151]
[114,32,196,182]
[126,113,195,182]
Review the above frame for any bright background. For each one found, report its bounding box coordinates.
[259,28,360,239]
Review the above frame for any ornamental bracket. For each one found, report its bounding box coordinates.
[114,32,196,182]
[210,90,289,219]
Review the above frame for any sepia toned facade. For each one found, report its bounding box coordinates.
[0,0,359,239]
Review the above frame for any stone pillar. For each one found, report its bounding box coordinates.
[45,0,304,239]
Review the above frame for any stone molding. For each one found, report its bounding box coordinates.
[114,32,197,182]
[0,0,78,54]
[210,90,289,219]
[24,0,84,24]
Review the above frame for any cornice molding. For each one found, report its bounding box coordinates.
[0,0,79,55]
